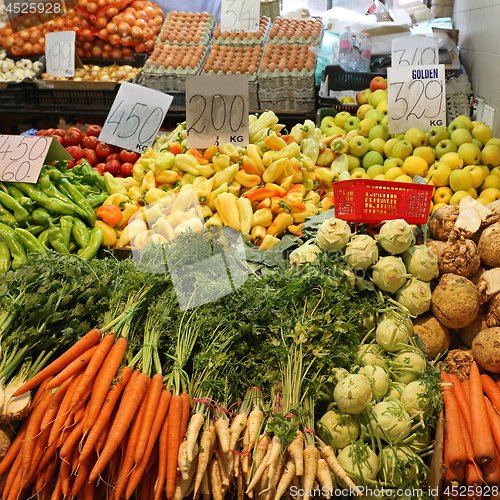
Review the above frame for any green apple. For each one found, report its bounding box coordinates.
[381,115,388,126]
[472,138,483,150]
[347,155,361,171]
[392,140,413,161]
[334,111,351,129]
[458,142,481,165]
[485,138,500,149]
[384,157,404,172]
[413,146,435,165]
[376,100,388,116]
[482,145,500,167]
[472,124,494,146]
[383,138,400,157]
[344,116,361,133]
[450,128,473,147]
[448,119,470,135]
[404,127,428,148]
[464,165,486,189]
[368,138,386,155]
[366,164,385,178]
[357,118,378,138]
[348,136,370,157]
[394,134,406,141]
[362,151,384,169]
[364,109,384,124]
[320,116,337,136]
[428,126,449,147]
[435,139,458,159]
[368,89,388,108]
[368,125,389,142]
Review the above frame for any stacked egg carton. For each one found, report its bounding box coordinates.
[258,42,317,112]
[202,44,262,109]
[268,17,324,45]
[211,16,271,46]
[156,11,216,45]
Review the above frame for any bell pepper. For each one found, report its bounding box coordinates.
[314,167,336,186]
[279,175,295,193]
[321,197,335,211]
[104,172,128,196]
[213,154,231,173]
[301,138,320,165]
[213,164,239,190]
[154,152,175,171]
[289,123,304,144]
[219,143,239,158]
[133,163,146,182]
[172,188,196,213]
[145,188,169,205]
[260,234,281,251]
[236,197,252,237]
[272,142,301,161]
[256,198,271,210]
[246,144,265,174]
[196,178,215,203]
[238,156,261,177]
[292,202,319,223]
[180,172,198,187]
[94,220,117,247]
[267,213,293,236]
[119,202,140,228]
[244,188,276,204]
[235,170,261,189]
[103,193,128,207]
[270,197,288,215]
[196,163,216,178]
[165,209,193,229]
[125,177,141,188]
[204,145,218,160]
[317,149,335,167]
[262,150,276,168]
[284,159,303,184]
[155,170,179,185]
[128,186,144,202]
[288,223,304,236]
[141,170,156,191]
[118,218,148,247]
[96,204,122,227]
[251,208,273,228]
[262,158,288,184]
[173,154,200,176]
[215,192,239,230]
[306,191,321,206]
[228,181,241,197]
[265,133,287,151]
[152,216,174,241]
[206,212,223,228]
[284,192,306,212]
[251,225,266,244]
[187,148,209,165]
[208,182,228,211]
[201,205,213,219]
[249,111,279,140]
[264,183,286,197]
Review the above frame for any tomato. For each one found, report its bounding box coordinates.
[80,134,99,150]
[66,145,85,161]
[119,150,140,163]
[86,125,102,137]
[66,160,75,169]
[51,135,63,145]
[104,159,121,175]
[105,153,120,163]
[96,162,106,171]
[35,129,45,136]
[115,175,124,178]
[83,148,98,166]
[52,129,66,138]
[93,166,105,176]
[96,142,112,158]
[63,128,83,147]
[43,128,55,136]
[119,162,134,177]
[75,159,84,166]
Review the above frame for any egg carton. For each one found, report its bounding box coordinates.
[211,17,271,47]
[267,26,324,46]
[259,87,315,101]
[249,80,259,109]
[259,72,315,93]
[259,95,315,112]
[260,0,281,21]
[156,12,216,46]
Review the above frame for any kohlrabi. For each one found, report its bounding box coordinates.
[334,374,373,415]
[379,445,422,486]
[317,409,360,449]
[370,400,412,443]
[337,441,380,486]
[395,278,432,316]
[289,240,322,266]
[358,343,385,367]
[376,219,415,255]
[391,349,426,384]
[385,381,407,401]
[358,365,389,402]
[402,245,439,282]
[344,234,379,270]
[376,318,411,352]
[371,256,411,293]
[316,218,352,251]
[401,380,426,416]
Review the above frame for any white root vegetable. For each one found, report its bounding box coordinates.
[291,474,301,498]
[216,450,232,487]
[303,444,319,500]
[237,470,245,500]
[247,441,272,493]
[242,424,250,475]
[173,454,198,500]
[460,195,493,222]
[209,457,224,500]
[201,469,210,500]
[266,435,282,485]
[316,458,333,499]
[276,458,296,499]
[450,207,482,239]
[215,417,231,454]
[186,413,205,463]
[288,431,304,476]
[248,405,264,450]
[477,268,500,304]
[230,413,248,455]
[193,428,215,498]
[2,377,30,422]
[178,440,190,480]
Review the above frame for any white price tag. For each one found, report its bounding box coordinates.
[221,0,260,33]
[45,31,76,78]
[186,75,249,149]
[391,36,439,67]
[387,64,446,134]
[99,82,174,154]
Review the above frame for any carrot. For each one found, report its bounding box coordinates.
[2,450,22,500]
[442,389,467,468]
[60,449,74,498]
[89,371,149,483]
[155,392,173,500]
[40,376,74,432]
[448,373,472,435]
[46,345,100,391]
[470,362,496,464]
[165,394,184,500]
[458,407,474,463]
[443,433,464,488]
[79,365,133,462]
[94,409,113,454]
[84,337,128,435]
[60,404,90,458]
[0,417,28,476]
[23,428,50,486]
[481,446,500,486]
[180,392,191,439]
[138,460,156,500]
[6,468,23,500]
[482,373,500,410]
[484,396,500,451]
[83,478,96,500]
[50,469,63,500]
[71,452,95,498]
[319,444,362,496]
[463,379,470,402]
[464,461,483,495]
[31,375,54,408]
[135,373,164,465]
[14,329,102,397]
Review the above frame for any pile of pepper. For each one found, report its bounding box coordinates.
[94,112,338,251]
[0,160,109,272]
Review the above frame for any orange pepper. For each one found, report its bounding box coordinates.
[284,192,306,212]
[244,187,277,204]
[307,171,320,182]
[96,204,122,227]
[321,197,335,211]
[264,183,287,197]
[165,142,183,155]
[270,196,287,215]
[288,223,304,236]
[256,198,272,210]
[287,184,306,196]
[187,148,209,165]
[265,133,287,151]
[239,156,262,177]
[204,145,218,160]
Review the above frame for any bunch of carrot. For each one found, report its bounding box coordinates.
[0,328,191,500]
[440,362,500,500]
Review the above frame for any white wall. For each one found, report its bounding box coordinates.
[453,0,500,135]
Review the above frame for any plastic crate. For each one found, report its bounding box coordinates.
[0,82,27,106]
[332,179,435,225]
[316,107,337,128]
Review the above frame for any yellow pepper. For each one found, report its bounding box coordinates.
[155,170,179,185]
[314,167,336,186]
[213,154,231,172]
[235,170,261,188]
[208,182,228,211]
[284,159,303,184]
[262,150,276,168]
[196,163,216,178]
[103,193,128,207]
[219,142,239,158]
[139,157,154,169]
[173,217,204,237]
[142,147,156,159]
[239,156,262,177]
[285,192,306,212]
[125,177,141,188]
[303,179,315,192]
[192,176,206,189]
[262,158,287,184]
[264,183,287,197]
[251,224,266,242]
[117,219,148,247]
[142,204,163,226]
[306,191,321,206]
[215,192,240,230]
[180,172,198,186]
[251,127,271,144]
[95,220,117,247]
[256,198,271,210]
[301,138,320,165]
[206,212,223,228]
[143,188,166,205]
[267,212,294,236]
[213,164,239,190]
[280,175,295,193]
[288,223,304,236]
[321,197,335,211]
[133,163,146,182]
[265,132,287,151]
[134,230,152,249]
[251,208,273,228]
[165,209,195,229]
[128,186,144,202]
[236,197,252,236]
[152,216,174,241]
[260,234,281,251]
[119,202,139,228]
[289,123,304,144]
[273,142,301,161]
[201,205,213,219]
[317,149,335,167]
[141,170,156,191]
[196,178,214,203]
[299,154,315,171]
[148,234,168,245]
[104,172,128,196]
[292,202,319,223]
[172,188,196,213]
[154,151,175,170]
[204,145,218,160]
[228,180,241,197]
[270,196,286,215]
[246,144,265,174]
[173,154,200,175]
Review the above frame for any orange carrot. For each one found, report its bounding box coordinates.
[71,452,95,498]
[83,478,96,500]
[60,449,74,498]
[94,410,113,454]
[0,418,28,476]
[23,428,50,486]
[84,337,128,435]
[458,409,474,463]
[6,467,23,500]
[166,394,184,500]
[50,470,63,500]
[442,389,467,468]
[3,450,22,500]
[40,376,74,432]
[470,362,496,464]
[496,378,500,394]
[463,379,470,403]
[31,375,54,408]
[449,373,472,435]
[60,404,90,458]
[482,374,500,411]
[484,396,500,451]
[481,446,500,486]
[13,329,102,397]
[45,345,99,390]
[135,373,164,465]
[89,372,149,483]
[464,461,483,499]
[79,365,133,462]
[154,391,172,500]
[443,438,464,490]
[441,371,453,391]
[180,392,191,440]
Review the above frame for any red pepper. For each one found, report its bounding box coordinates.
[244,187,279,203]
[187,148,209,164]
[95,204,122,227]
[281,135,292,145]
[166,143,183,155]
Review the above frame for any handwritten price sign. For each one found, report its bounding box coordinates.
[221,0,260,33]
[391,36,439,68]
[387,64,446,134]
[186,75,249,149]
[99,82,173,153]
[45,31,76,77]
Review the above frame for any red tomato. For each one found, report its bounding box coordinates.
[83,148,98,166]
[66,145,85,161]
[35,129,45,136]
[119,150,140,163]
[119,162,134,177]
[63,129,83,147]
[105,153,120,163]
[115,175,124,178]
[96,142,112,158]
[80,134,99,150]
[51,135,63,145]
[86,125,102,137]
[52,129,66,138]
[66,160,75,169]
[93,166,105,176]
[43,128,55,136]
[105,159,121,175]
[95,162,106,171]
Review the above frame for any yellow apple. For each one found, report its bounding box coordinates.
[381,115,389,126]
[432,202,447,212]
[334,111,351,129]
[384,158,404,172]
[369,138,386,155]
[356,89,372,105]
[357,104,375,120]
[472,124,494,146]
[385,167,406,181]
[357,118,378,138]
[339,95,356,104]
[467,187,478,198]
[374,174,386,180]
[366,164,385,178]
[402,156,428,178]
[383,138,400,158]
[412,146,435,165]
[480,164,491,179]
[477,196,495,206]
[368,125,389,142]
[449,190,470,206]
[481,187,500,200]
[394,175,413,183]
[364,109,384,124]
[450,128,473,147]
[455,115,474,130]
[433,186,453,204]
[404,127,428,148]
[458,143,482,165]
[481,145,500,167]
[376,100,388,116]
[369,89,388,108]
[472,120,484,128]
[449,169,473,192]
[392,140,414,161]
[440,152,464,170]
[464,165,485,189]
[348,155,361,171]
[491,167,500,177]
[351,171,370,179]
[482,175,500,191]
[430,162,452,187]
[485,138,500,149]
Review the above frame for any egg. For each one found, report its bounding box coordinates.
[212,62,221,73]
[277,30,285,38]
[238,31,245,40]
[312,30,319,39]
[248,64,256,75]
[229,31,237,40]
[305,60,314,71]
[268,62,277,72]
[259,61,267,72]
[287,60,295,72]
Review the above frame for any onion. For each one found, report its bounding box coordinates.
[117,22,130,36]
[91,45,103,57]
[95,17,108,29]
[86,1,98,13]
[97,0,107,9]
[4,37,14,47]
[122,47,134,57]
[153,15,163,26]
[130,26,142,38]
[106,23,117,34]
[135,18,147,29]
[83,41,92,50]
[110,48,122,59]
[33,43,43,53]
[123,12,136,26]
[144,40,154,52]
[105,6,118,17]
[135,10,147,21]
[99,74,111,81]
[131,1,144,9]
[22,42,33,53]
[76,47,85,57]
[98,29,108,38]
[15,38,24,47]
[103,42,112,51]
[143,5,155,17]
[19,31,31,41]
[101,51,110,58]
[55,18,65,30]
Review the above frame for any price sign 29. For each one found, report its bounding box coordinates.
[387,64,446,134]
[186,75,249,149]
[45,31,75,78]
[221,0,260,33]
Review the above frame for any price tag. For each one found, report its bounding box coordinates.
[0,135,71,183]
[221,0,260,33]
[186,75,249,149]
[99,82,174,154]
[391,36,439,67]
[387,64,446,134]
[45,31,76,78]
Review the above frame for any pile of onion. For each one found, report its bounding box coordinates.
[76,34,135,59]
[41,63,140,82]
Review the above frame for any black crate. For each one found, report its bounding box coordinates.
[170,91,186,109]
[0,82,27,106]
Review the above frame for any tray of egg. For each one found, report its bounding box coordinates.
[268,17,324,45]
[143,44,208,91]
[211,16,270,46]
[156,10,216,46]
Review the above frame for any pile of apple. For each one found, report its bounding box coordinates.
[320,76,500,212]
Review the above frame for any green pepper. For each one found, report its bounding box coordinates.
[14,228,47,255]
[0,190,29,225]
[48,223,70,255]
[0,223,27,269]
[0,202,18,228]
[86,193,109,208]
[56,178,97,226]
[13,183,76,216]
[69,241,77,254]
[27,224,48,236]
[78,227,104,261]
[72,219,90,249]
[71,160,106,191]
[38,229,50,250]
[4,184,24,200]
[4,185,35,209]
[60,216,73,250]
[0,236,10,274]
